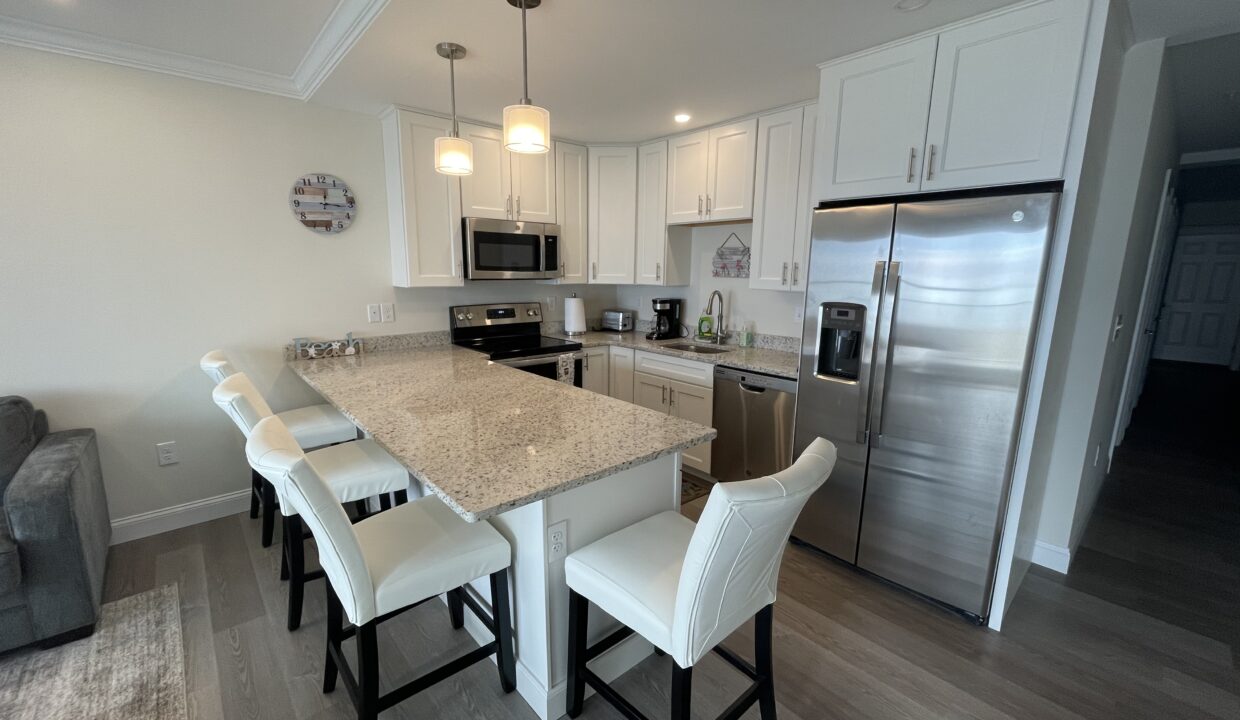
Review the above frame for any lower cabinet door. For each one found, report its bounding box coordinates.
[581,348,610,395]
[669,378,713,474]
[609,347,635,402]
[633,372,669,414]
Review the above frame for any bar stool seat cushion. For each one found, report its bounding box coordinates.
[355,496,510,619]
[248,439,408,517]
[564,510,694,655]
[277,404,357,449]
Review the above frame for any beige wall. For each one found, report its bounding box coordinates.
[0,44,611,522]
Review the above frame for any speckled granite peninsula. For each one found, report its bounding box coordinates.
[288,346,716,522]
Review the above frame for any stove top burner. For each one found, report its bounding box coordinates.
[454,334,582,361]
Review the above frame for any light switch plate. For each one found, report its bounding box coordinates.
[367,304,381,323]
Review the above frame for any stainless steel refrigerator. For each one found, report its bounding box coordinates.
[792,187,1058,620]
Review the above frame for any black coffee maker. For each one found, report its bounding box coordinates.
[647,298,682,340]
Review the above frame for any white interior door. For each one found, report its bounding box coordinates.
[1152,231,1240,365]
[705,118,757,221]
[666,130,709,224]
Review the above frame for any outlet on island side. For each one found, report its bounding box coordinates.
[547,521,568,564]
[156,441,179,466]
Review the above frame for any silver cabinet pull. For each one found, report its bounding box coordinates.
[792,261,800,286]
[656,262,661,281]
[781,262,789,285]
[516,195,521,217]
[669,388,675,407]
[706,195,712,216]
[591,262,598,280]
[698,195,703,217]
[584,354,589,371]
[506,195,513,218]
[661,385,667,405]
[926,144,937,181]
[906,147,917,183]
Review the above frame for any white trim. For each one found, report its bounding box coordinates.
[110,489,250,545]
[1180,148,1240,167]
[1166,21,1240,48]
[0,1,387,100]
[1031,540,1071,573]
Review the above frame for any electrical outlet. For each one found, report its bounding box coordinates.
[156,441,179,466]
[367,304,381,323]
[547,521,568,564]
[380,303,395,323]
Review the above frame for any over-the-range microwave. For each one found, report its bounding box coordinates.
[463,217,563,280]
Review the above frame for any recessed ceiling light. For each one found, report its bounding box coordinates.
[674,113,691,123]
[895,0,930,11]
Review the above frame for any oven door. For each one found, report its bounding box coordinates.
[495,352,584,387]
[464,218,560,280]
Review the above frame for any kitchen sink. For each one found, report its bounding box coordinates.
[663,343,732,355]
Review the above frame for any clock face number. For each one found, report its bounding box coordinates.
[289,174,355,235]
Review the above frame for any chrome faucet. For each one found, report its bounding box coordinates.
[701,290,726,345]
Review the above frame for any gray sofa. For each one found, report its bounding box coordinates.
[0,396,110,652]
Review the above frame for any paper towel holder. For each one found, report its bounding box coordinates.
[563,292,587,337]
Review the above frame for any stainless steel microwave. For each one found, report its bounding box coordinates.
[463,218,563,280]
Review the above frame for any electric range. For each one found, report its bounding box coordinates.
[449,302,584,386]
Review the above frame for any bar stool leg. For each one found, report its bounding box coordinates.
[323,586,342,693]
[357,621,380,720]
[249,469,262,519]
[394,489,409,505]
[671,663,693,720]
[286,514,306,631]
[379,493,392,511]
[279,523,290,581]
[756,604,777,720]
[566,590,588,717]
[490,569,516,693]
[261,480,277,548]
[447,587,464,630]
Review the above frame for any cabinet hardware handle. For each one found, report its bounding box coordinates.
[506,196,513,218]
[516,195,521,217]
[926,144,937,181]
[669,389,675,407]
[793,262,800,286]
[782,262,789,285]
[561,261,566,274]
[706,195,712,216]
[698,195,703,217]
[662,385,667,404]
[592,262,598,280]
[906,147,917,183]
[656,262,661,281]
[584,355,589,371]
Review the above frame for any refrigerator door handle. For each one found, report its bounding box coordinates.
[871,260,902,447]
[854,260,888,444]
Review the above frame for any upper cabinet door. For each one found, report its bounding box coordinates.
[750,108,805,291]
[382,110,463,288]
[588,146,637,284]
[636,140,669,285]
[705,118,757,222]
[512,150,556,222]
[790,103,817,291]
[554,142,588,284]
[666,130,709,224]
[921,0,1087,191]
[459,123,511,220]
[815,36,938,201]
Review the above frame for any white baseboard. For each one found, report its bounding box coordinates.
[1031,540,1071,574]
[110,489,251,545]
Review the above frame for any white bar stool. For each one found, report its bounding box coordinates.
[214,372,410,630]
[246,415,516,720]
[564,438,838,720]
[200,350,360,546]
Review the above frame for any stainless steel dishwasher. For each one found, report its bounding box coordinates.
[711,365,798,482]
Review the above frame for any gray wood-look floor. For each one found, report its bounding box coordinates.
[103,362,1238,719]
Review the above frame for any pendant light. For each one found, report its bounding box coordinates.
[503,0,550,154]
[434,42,473,176]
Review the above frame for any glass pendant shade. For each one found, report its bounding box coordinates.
[503,103,550,154]
[434,135,474,175]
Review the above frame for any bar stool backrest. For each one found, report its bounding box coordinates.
[212,372,275,436]
[246,415,377,625]
[671,437,837,667]
[200,350,238,385]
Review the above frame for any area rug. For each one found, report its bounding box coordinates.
[681,473,715,505]
[0,584,187,720]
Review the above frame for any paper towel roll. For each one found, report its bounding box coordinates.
[564,297,586,335]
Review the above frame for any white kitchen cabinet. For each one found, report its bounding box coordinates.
[581,346,609,395]
[668,378,713,474]
[636,140,691,286]
[633,371,669,414]
[666,120,758,224]
[920,0,1088,190]
[750,107,808,291]
[587,146,637,284]
[666,130,709,224]
[815,36,938,201]
[790,103,817,291]
[458,122,511,220]
[608,346,634,402]
[381,108,464,287]
[459,122,556,221]
[554,142,588,283]
[814,0,1086,201]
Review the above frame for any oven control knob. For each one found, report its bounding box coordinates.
[455,313,466,321]
[526,309,537,316]
[466,312,474,320]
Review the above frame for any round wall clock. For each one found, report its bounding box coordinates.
[289,173,356,234]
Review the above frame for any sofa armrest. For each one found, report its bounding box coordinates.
[4,429,111,639]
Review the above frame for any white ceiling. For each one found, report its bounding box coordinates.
[310,0,1022,142]
[1168,31,1240,153]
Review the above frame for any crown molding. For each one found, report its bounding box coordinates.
[0,0,387,100]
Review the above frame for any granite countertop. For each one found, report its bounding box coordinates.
[547,331,801,380]
[288,347,717,522]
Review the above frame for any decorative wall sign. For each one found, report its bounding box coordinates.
[293,333,363,360]
[289,174,356,234]
[711,232,751,278]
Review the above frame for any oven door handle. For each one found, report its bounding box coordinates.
[495,351,585,368]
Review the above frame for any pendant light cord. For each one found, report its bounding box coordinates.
[449,53,459,138]
[520,1,531,104]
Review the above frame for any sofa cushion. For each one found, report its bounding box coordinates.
[0,396,43,495]
[0,514,20,596]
